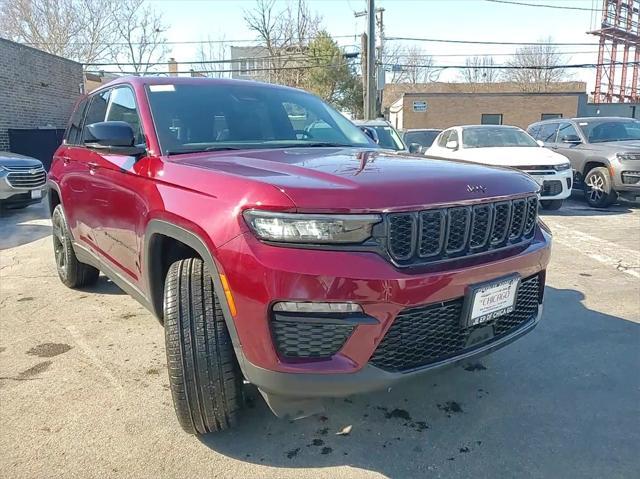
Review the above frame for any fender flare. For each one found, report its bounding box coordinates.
[143,220,246,364]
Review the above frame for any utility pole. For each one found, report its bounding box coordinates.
[356,1,376,119]
[360,33,368,117]
[375,7,385,118]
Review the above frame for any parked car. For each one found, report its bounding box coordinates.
[49,77,550,434]
[0,152,47,210]
[426,125,572,210]
[353,119,419,152]
[528,117,640,207]
[402,128,442,153]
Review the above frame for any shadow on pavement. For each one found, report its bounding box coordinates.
[539,192,638,218]
[83,276,126,295]
[0,202,51,250]
[198,286,639,477]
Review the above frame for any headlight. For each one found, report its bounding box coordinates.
[553,163,571,171]
[243,210,382,244]
[617,153,640,161]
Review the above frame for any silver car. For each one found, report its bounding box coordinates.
[528,117,640,208]
[0,152,47,210]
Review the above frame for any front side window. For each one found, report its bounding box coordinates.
[577,119,640,143]
[556,122,580,142]
[404,130,440,147]
[83,90,110,142]
[105,87,144,145]
[146,83,374,155]
[370,125,405,151]
[462,127,539,148]
[437,130,451,147]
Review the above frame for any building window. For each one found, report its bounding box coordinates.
[240,59,248,75]
[481,113,503,125]
[541,113,563,120]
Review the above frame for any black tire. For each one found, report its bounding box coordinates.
[540,199,564,210]
[584,167,617,208]
[51,204,100,288]
[163,258,243,434]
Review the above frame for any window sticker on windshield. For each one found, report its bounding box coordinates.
[578,122,588,126]
[149,85,175,92]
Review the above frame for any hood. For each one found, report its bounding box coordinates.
[584,140,640,152]
[176,147,538,212]
[0,152,42,168]
[451,146,568,167]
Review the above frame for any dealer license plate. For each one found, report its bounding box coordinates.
[463,275,520,327]
[31,190,42,199]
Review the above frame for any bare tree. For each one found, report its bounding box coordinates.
[243,0,322,86]
[460,56,501,83]
[192,36,229,78]
[504,38,571,92]
[384,44,434,84]
[111,0,169,74]
[0,0,118,63]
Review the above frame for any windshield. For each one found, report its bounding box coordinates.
[462,127,539,148]
[576,119,640,143]
[370,125,406,150]
[403,130,440,147]
[146,83,374,155]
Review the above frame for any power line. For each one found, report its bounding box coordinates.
[485,0,601,11]
[385,36,600,46]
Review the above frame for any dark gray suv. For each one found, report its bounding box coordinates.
[528,117,640,207]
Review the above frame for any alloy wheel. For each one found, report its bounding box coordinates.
[52,217,67,271]
[586,173,605,203]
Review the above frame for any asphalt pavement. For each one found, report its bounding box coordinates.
[1,195,638,478]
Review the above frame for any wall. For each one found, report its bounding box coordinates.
[578,100,640,119]
[394,92,585,130]
[0,38,83,151]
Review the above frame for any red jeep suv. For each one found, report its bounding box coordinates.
[48,77,551,434]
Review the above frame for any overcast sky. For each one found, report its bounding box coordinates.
[150,0,602,90]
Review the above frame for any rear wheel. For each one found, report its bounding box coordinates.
[163,258,243,434]
[51,205,100,288]
[540,199,563,210]
[584,167,617,208]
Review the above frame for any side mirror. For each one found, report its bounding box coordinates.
[561,134,581,144]
[359,126,379,144]
[445,140,459,150]
[408,143,422,154]
[84,121,146,156]
[536,140,545,147]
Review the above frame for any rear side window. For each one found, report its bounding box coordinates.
[65,98,89,146]
[83,90,110,141]
[105,87,144,145]
[537,123,560,143]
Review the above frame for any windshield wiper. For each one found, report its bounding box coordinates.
[290,142,355,148]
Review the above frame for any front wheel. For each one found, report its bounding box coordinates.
[164,258,243,434]
[540,199,563,211]
[584,167,617,208]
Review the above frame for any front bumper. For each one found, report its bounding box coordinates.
[243,305,542,399]
[525,169,572,200]
[0,170,47,202]
[216,225,551,380]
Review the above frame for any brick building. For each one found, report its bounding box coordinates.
[384,82,588,130]
[0,38,83,151]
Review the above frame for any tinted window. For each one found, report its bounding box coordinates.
[537,122,560,143]
[66,98,89,145]
[146,84,372,154]
[462,127,538,148]
[83,90,110,142]
[370,125,405,150]
[403,130,440,147]
[106,87,144,144]
[576,119,640,143]
[481,113,503,125]
[556,122,579,142]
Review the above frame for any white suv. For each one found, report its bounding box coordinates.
[426,125,572,210]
